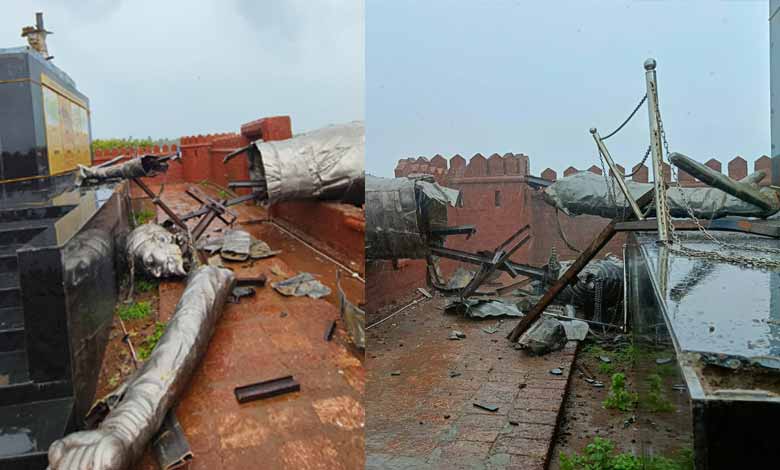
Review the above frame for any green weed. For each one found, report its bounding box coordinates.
[137,322,166,361]
[644,374,675,413]
[135,277,159,293]
[118,301,151,321]
[560,437,693,470]
[603,373,638,412]
[133,209,156,226]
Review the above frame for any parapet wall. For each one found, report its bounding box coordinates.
[397,153,772,186]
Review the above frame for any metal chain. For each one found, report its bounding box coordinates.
[602,94,648,140]
[654,106,780,271]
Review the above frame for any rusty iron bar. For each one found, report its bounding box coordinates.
[507,189,655,342]
[324,320,337,342]
[234,375,300,404]
[235,274,267,287]
[132,177,188,232]
[460,229,532,299]
[429,246,547,280]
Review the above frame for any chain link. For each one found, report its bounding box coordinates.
[654,106,780,271]
[603,94,648,140]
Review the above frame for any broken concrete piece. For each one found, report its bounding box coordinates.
[221,229,252,261]
[517,316,567,356]
[271,272,332,299]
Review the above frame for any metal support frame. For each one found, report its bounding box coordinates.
[507,189,656,342]
[133,177,188,232]
[644,58,670,243]
[185,186,238,240]
[590,128,645,220]
[457,224,532,299]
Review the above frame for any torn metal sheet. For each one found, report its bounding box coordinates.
[76,155,169,186]
[249,121,364,204]
[559,318,590,341]
[152,412,193,470]
[446,267,475,290]
[47,266,235,470]
[126,223,186,278]
[220,229,252,261]
[545,171,776,219]
[365,175,461,260]
[444,298,523,318]
[249,239,281,259]
[271,272,331,299]
[518,316,567,355]
[337,272,365,349]
[195,236,224,254]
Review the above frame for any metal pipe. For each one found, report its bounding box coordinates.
[590,128,645,220]
[644,58,670,242]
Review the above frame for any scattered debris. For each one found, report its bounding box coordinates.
[337,270,365,349]
[449,371,461,378]
[236,274,267,287]
[482,325,499,335]
[417,287,432,298]
[447,267,476,290]
[249,239,281,259]
[221,229,252,261]
[550,368,564,376]
[324,320,337,341]
[448,330,466,340]
[390,370,401,376]
[444,298,523,318]
[234,375,301,404]
[152,412,193,470]
[559,318,590,341]
[655,357,673,365]
[473,402,499,412]
[229,286,256,303]
[599,356,612,364]
[207,254,224,267]
[518,316,567,355]
[271,272,331,299]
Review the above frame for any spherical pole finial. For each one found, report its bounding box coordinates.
[644,58,657,71]
[589,127,597,135]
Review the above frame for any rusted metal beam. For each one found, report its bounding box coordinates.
[133,177,188,232]
[429,246,546,280]
[234,376,300,403]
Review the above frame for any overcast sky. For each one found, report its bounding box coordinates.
[367,0,770,177]
[1,0,364,139]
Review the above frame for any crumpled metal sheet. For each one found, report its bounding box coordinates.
[249,239,281,259]
[220,229,252,261]
[337,272,365,349]
[249,121,364,204]
[76,156,167,186]
[445,298,523,318]
[557,256,624,313]
[271,272,332,299]
[126,224,186,278]
[365,175,461,260]
[544,171,773,219]
[518,316,568,355]
[47,266,235,470]
[446,267,476,290]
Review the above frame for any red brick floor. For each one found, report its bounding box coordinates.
[366,296,576,470]
[130,183,364,469]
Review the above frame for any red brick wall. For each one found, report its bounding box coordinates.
[367,152,770,313]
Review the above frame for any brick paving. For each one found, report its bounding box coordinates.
[127,183,364,469]
[366,296,576,470]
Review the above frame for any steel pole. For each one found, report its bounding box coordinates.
[644,58,670,243]
[590,128,645,220]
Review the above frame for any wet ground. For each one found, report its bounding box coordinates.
[366,295,577,470]
[549,339,692,468]
[95,182,364,469]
